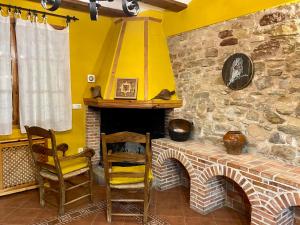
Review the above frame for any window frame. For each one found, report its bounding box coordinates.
[10,18,19,126]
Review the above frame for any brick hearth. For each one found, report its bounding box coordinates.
[152,138,300,225]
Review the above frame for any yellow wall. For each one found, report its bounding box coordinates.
[111,20,146,100]
[0,0,113,154]
[163,0,300,36]
[2,0,296,153]
[98,17,177,101]
[148,20,176,99]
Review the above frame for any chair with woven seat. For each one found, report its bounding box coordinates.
[101,131,152,224]
[25,126,95,216]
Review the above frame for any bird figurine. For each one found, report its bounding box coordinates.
[90,85,102,99]
[152,89,175,100]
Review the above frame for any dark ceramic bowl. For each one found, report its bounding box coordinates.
[168,119,192,142]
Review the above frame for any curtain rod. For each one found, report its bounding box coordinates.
[0,3,79,22]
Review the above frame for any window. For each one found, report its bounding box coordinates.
[9,18,71,132]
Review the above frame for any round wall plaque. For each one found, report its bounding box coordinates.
[222,53,254,90]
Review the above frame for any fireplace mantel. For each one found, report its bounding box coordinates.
[83,98,182,109]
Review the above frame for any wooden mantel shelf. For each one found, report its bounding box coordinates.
[84,98,182,109]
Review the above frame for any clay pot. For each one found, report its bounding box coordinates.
[223,131,246,155]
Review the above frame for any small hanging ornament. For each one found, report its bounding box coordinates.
[41,0,61,11]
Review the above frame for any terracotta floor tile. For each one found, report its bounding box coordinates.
[123,217,142,225]
[70,214,97,225]
[184,207,207,218]
[184,216,217,225]
[0,207,17,219]
[20,195,43,209]
[160,216,186,225]
[1,215,37,225]
[155,203,185,217]
[93,211,125,225]
[0,184,256,225]
[0,195,30,208]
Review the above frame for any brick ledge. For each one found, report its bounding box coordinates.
[152,138,300,189]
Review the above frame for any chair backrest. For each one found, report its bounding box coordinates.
[25,126,63,180]
[101,131,151,186]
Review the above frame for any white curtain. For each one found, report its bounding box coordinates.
[16,19,72,133]
[0,15,12,135]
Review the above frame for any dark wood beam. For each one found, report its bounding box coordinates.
[140,0,187,12]
[27,0,125,17]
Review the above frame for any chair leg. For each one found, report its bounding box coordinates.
[89,169,93,202]
[59,183,66,216]
[106,186,112,223]
[38,176,45,207]
[143,189,149,225]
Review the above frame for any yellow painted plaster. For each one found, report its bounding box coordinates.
[98,17,177,100]
[3,0,295,153]
[163,0,300,36]
[148,20,176,99]
[0,0,113,154]
[112,20,145,100]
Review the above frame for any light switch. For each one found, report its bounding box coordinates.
[72,104,82,109]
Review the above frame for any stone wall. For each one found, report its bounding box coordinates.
[168,2,300,165]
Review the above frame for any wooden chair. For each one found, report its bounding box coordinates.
[101,131,152,224]
[25,126,95,216]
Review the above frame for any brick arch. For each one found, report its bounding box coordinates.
[265,192,300,215]
[198,165,261,207]
[155,149,196,180]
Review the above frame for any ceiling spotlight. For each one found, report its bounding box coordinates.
[41,0,61,11]
[89,0,100,21]
[122,0,140,16]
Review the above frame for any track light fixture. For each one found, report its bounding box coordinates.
[41,0,61,11]
[41,0,140,21]
[122,0,140,16]
[89,0,99,20]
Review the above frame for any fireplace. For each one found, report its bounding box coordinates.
[100,108,165,165]
[85,106,171,165]
[100,108,165,139]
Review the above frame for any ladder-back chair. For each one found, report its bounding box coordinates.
[25,126,95,215]
[101,131,152,224]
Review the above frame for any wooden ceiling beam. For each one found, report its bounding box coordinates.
[26,0,187,17]
[27,0,125,17]
[140,0,187,12]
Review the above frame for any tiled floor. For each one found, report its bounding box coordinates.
[0,183,264,225]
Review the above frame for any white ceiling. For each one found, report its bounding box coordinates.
[80,0,192,12]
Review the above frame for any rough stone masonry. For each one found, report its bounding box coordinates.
[167,2,300,166]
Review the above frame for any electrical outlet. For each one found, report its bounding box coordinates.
[87,74,95,83]
[72,104,82,109]
[78,147,84,153]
